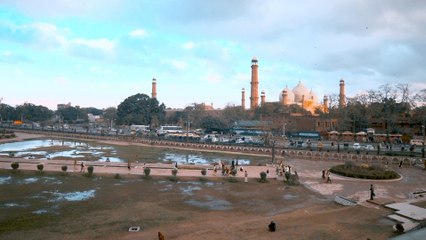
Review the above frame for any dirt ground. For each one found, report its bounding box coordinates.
[0,170,398,240]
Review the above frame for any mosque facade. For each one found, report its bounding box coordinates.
[244,57,346,114]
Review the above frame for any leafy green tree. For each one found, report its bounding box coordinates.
[116,93,166,125]
[56,106,88,123]
[0,103,18,121]
[83,107,103,116]
[103,107,117,127]
[200,116,228,133]
[15,103,53,122]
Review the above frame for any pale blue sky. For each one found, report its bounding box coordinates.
[1,0,425,110]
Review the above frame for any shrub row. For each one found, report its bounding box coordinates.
[330,163,399,180]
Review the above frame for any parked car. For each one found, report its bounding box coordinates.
[363,145,375,151]
[353,143,361,149]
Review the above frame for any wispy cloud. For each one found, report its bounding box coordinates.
[129,29,148,39]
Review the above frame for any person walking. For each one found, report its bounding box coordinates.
[370,184,375,200]
[244,170,248,183]
[80,161,85,172]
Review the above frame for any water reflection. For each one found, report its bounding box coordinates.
[0,139,260,165]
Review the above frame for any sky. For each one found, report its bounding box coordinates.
[0,0,425,110]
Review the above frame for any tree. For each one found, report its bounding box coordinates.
[15,103,53,122]
[0,103,18,121]
[103,107,117,127]
[200,116,228,133]
[56,106,88,123]
[116,93,166,125]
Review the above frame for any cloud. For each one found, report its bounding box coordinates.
[67,38,115,59]
[90,66,116,75]
[0,51,31,64]
[129,29,148,39]
[182,41,194,50]
[162,59,188,70]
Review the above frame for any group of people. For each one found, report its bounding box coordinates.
[322,169,332,183]
[275,161,292,177]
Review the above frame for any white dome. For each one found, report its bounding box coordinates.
[292,81,310,103]
[279,86,295,103]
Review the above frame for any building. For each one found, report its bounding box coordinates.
[244,58,337,114]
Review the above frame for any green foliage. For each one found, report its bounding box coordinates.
[116,93,166,125]
[61,165,67,172]
[201,168,207,176]
[259,171,268,183]
[171,168,178,177]
[284,171,291,181]
[15,103,53,122]
[200,116,228,133]
[8,152,15,157]
[11,162,19,170]
[144,167,151,176]
[56,106,88,123]
[37,164,44,172]
[330,163,399,180]
[87,165,94,176]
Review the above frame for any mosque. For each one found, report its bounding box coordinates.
[242,57,346,114]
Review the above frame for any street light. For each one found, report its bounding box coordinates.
[282,123,287,138]
[422,125,425,158]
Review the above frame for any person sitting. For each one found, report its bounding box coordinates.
[268,221,276,232]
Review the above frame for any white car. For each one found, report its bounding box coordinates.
[353,143,361,149]
[363,145,375,151]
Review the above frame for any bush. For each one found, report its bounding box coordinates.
[172,168,178,177]
[230,169,237,177]
[284,171,291,181]
[87,165,94,176]
[330,163,399,180]
[61,165,68,172]
[114,173,121,179]
[11,162,19,170]
[259,171,267,183]
[201,168,207,176]
[144,167,151,176]
[37,164,44,172]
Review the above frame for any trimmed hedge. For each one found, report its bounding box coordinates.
[330,162,399,180]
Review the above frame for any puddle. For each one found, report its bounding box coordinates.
[47,190,96,202]
[0,176,11,184]
[185,195,232,211]
[180,186,201,196]
[22,177,39,184]
[2,202,29,208]
[32,209,49,214]
[283,194,298,200]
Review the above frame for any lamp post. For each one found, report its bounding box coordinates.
[422,125,425,158]
[282,123,287,138]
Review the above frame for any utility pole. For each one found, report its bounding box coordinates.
[422,125,425,158]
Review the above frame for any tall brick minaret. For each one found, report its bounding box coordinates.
[250,57,259,110]
[151,77,157,99]
[260,90,266,106]
[241,88,246,110]
[339,79,346,108]
[323,95,329,113]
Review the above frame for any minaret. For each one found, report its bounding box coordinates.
[260,90,266,106]
[323,95,329,113]
[250,57,259,110]
[241,88,246,110]
[339,79,346,108]
[282,90,288,105]
[151,77,157,99]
